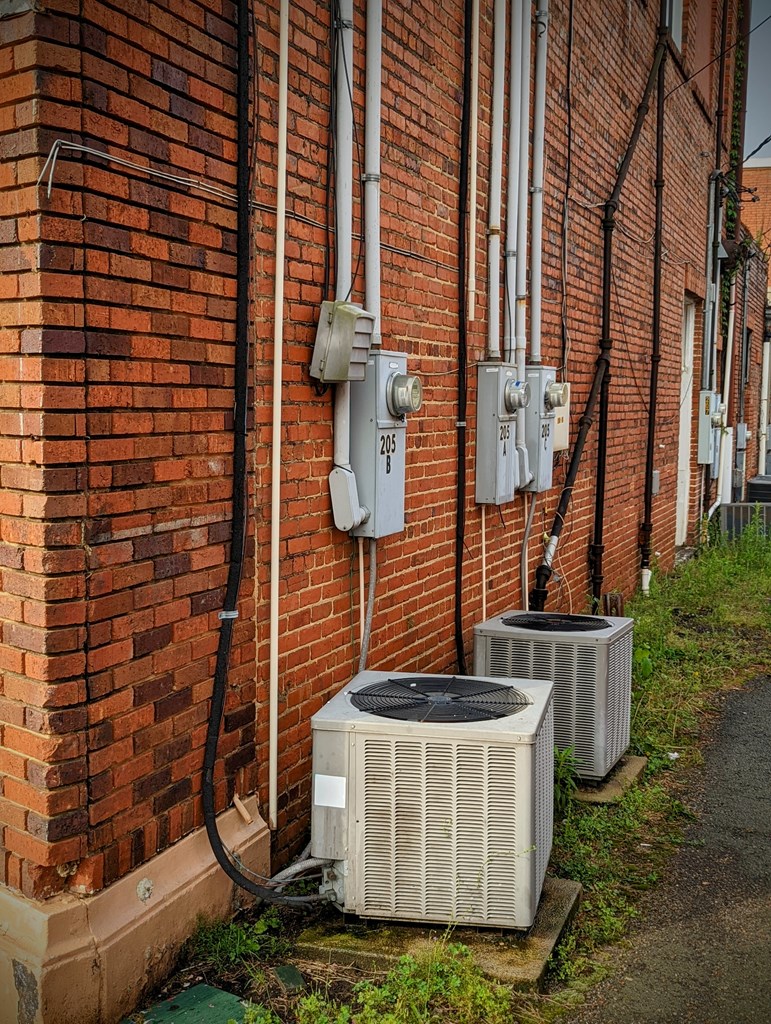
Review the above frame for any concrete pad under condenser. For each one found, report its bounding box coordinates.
[575,755,648,805]
[295,876,582,991]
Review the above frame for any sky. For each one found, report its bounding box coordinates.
[745,0,771,160]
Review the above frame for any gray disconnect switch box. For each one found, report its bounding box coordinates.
[310,301,375,383]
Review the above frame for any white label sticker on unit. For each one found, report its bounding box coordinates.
[313,774,346,808]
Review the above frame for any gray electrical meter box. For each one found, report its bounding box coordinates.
[697,389,722,465]
[523,365,568,493]
[475,363,524,504]
[350,350,420,538]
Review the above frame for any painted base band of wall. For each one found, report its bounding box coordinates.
[0,798,270,1024]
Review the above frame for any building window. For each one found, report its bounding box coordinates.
[668,0,684,49]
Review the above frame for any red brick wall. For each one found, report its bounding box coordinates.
[0,0,767,899]
[743,162,771,259]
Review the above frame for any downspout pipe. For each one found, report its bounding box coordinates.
[486,0,507,361]
[640,5,668,594]
[203,0,323,904]
[529,0,549,365]
[589,25,667,612]
[455,0,473,675]
[530,30,667,612]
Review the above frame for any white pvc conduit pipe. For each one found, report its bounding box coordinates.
[486,0,506,360]
[708,276,737,521]
[530,1,548,365]
[333,0,355,472]
[358,0,383,673]
[514,0,532,361]
[481,505,487,621]
[759,338,770,477]
[268,0,289,832]
[467,0,480,321]
[364,0,382,346]
[504,0,522,366]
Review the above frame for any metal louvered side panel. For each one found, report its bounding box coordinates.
[358,737,523,926]
[487,636,535,678]
[393,741,425,915]
[604,631,632,774]
[573,646,599,774]
[360,739,398,914]
[424,742,458,919]
[550,641,577,753]
[533,701,554,893]
[480,746,518,923]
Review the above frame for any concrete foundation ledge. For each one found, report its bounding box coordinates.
[296,876,582,991]
[0,798,270,1024]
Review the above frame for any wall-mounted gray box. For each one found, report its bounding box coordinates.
[475,362,521,504]
[350,350,410,538]
[523,365,559,493]
[697,389,719,464]
[310,301,375,383]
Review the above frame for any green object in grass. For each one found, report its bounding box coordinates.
[123,983,244,1023]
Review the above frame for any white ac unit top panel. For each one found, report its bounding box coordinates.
[312,671,554,746]
[474,612,633,645]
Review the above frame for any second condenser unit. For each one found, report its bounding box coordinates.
[474,612,633,781]
[311,671,554,929]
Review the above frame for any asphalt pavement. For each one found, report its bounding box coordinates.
[568,674,771,1024]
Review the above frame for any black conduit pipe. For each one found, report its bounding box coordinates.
[640,4,669,576]
[530,27,668,612]
[454,0,473,675]
[202,0,325,906]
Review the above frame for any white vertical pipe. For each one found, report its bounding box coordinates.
[514,0,532,363]
[530,1,548,364]
[358,0,381,674]
[365,0,382,344]
[486,0,507,360]
[759,338,770,476]
[708,277,737,520]
[268,0,289,832]
[333,0,354,470]
[467,0,480,321]
[481,506,487,621]
[358,536,365,641]
[504,0,523,365]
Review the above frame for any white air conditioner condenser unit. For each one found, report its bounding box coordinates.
[311,671,554,930]
[474,612,633,781]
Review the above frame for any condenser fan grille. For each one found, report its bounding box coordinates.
[351,676,531,723]
[501,613,611,632]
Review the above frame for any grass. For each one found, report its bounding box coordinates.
[192,522,771,1023]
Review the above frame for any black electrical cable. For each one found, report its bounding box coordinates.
[640,3,668,576]
[202,0,326,907]
[454,0,473,675]
[530,18,668,612]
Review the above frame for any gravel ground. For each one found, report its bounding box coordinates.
[567,674,771,1024]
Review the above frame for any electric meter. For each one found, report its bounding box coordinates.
[387,373,423,417]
